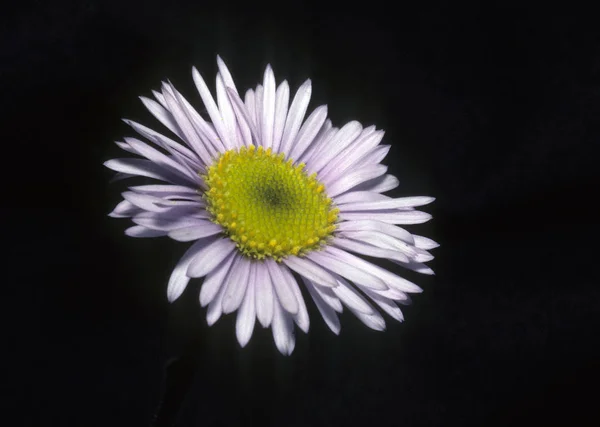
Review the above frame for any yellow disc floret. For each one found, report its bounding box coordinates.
[203,146,339,261]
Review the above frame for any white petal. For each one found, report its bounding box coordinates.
[324,246,423,294]
[350,174,399,194]
[236,264,256,347]
[271,81,290,153]
[222,256,251,314]
[226,87,260,145]
[206,280,226,326]
[125,225,167,238]
[124,119,200,167]
[216,73,240,149]
[133,212,210,231]
[167,222,223,242]
[282,256,338,288]
[339,210,432,225]
[305,280,343,312]
[412,234,440,250]
[335,220,415,245]
[307,121,363,174]
[104,158,185,185]
[139,96,185,141]
[109,199,140,218]
[391,259,435,275]
[303,278,341,334]
[339,196,436,211]
[271,299,295,355]
[361,288,404,322]
[288,105,328,161]
[261,65,276,149]
[255,263,274,327]
[327,164,388,198]
[187,238,236,278]
[216,55,238,94]
[331,237,410,263]
[307,251,388,291]
[282,265,310,333]
[244,89,257,129]
[333,278,376,314]
[297,121,335,165]
[199,251,237,307]
[352,309,386,331]
[266,260,299,315]
[254,84,264,143]
[279,79,312,155]
[192,66,232,151]
[162,84,214,166]
[128,184,198,196]
[334,191,390,205]
[337,230,419,258]
[167,239,208,302]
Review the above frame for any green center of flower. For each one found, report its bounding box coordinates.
[203,145,339,260]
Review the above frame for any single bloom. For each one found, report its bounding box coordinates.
[105,56,438,355]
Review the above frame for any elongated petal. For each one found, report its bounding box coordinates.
[236,264,256,347]
[282,256,338,288]
[255,264,274,327]
[187,238,236,278]
[303,278,341,334]
[266,260,299,315]
[167,239,210,302]
[271,299,295,355]
[279,79,312,155]
[125,225,168,238]
[168,222,222,242]
[222,256,252,314]
[198,252,236,307]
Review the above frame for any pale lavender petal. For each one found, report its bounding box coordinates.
[222,256,252,314]
[337,230,419,257]
[167,239,209,302]
[206,280,226,326]
[255,263,274,327]
[332,191,389,205]
[261,65,276,149]
[124,137,199,184]
[324,246,423,293]
[339,210,432,225]
[271,299,295,355]
[216,55,238,94]
[307,250,387,291]
[199,251,237,307]
[349,174,399,194]
[236,263,256,347]
[303,279,342,312]
[391,259,435,276]
[266,260,299,315]
[331,237,410,263]
[333,278,377,314]
[192,67,233,151]
[327,164,388,198]
[139,96,186,141]
[306,121,362,174]
[339,196,436,211]
[226,87,260,145]
[104,158,186,185]
[133,212,210,231]
[244,89,256,128]
[187,238,236,278]
[361,288,404,322]
[288,105,328,162]
[271,81,290,153]
[168,222,223,242]
[413,234,440,250]
[335,220,415,245]
[297,121,335,165]
[352,308,386,331]
[279,79,312,156]
[303,278,341,334]
[254,84,263,143]
[125,225,168,238]
[216,73,240,148]
[282,256,338,288]
[288,272,309,333]
[109,199,141,218]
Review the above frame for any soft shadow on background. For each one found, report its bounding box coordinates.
[3,1,599,426]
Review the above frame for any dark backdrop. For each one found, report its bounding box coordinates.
[3,1,599,426]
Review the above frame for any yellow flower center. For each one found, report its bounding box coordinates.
[203,145,339,260]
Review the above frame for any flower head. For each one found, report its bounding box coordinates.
[105,56,438,355]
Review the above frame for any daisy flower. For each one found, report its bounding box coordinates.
[105,56,438,355]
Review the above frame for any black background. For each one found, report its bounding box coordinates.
[3,1,599,426]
